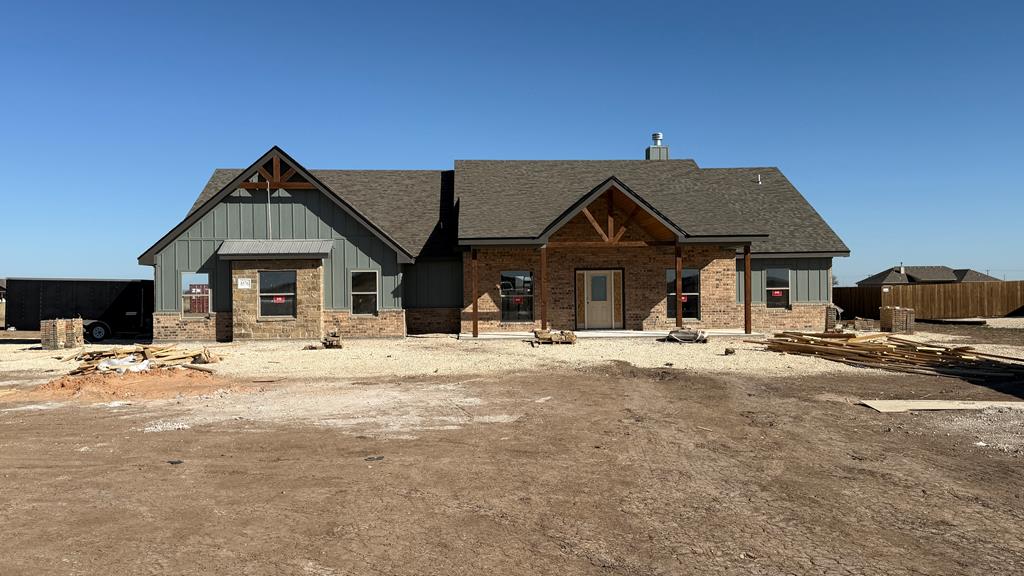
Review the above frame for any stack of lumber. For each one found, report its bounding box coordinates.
[756,332,1024,380]
[66,345,220,375]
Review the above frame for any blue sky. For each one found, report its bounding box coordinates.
[1,1,1021,284]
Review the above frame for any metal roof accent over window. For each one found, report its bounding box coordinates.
[217,239,334,260]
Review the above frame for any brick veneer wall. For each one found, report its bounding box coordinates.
[406,307,460,335]
[323,310,406,337]
[153,312,227,341]
[231,259,323,340]
[460,197,830,334]
[461,245,828,333]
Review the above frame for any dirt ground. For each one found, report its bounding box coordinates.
[2,327,1024,575]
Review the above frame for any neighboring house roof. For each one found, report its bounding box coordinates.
[455,160,848,254]
[857,266,1001,286]
[954,268,1001,282]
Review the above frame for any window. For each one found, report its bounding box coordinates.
[181,273,210,316]
[500,271,533,322]
[351,271,379,315]
[666,269,700,319]
[765,267,790,308]
[259,270,296,317]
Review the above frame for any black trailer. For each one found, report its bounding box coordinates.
[5,278,153,341]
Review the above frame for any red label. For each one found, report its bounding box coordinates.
[772,290,783,297]
[679,295,688,302]
[273,296,286,304]
[513,296,523,305]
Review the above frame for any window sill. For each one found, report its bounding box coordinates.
[350,313,379,318]
[180,315,212,322]
[257,316,297,322]
[499,321,537,325]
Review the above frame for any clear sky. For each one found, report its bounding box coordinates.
[1,1,1021,284]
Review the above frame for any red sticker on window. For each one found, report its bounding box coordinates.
[273,296,286,304]
[679,295,688,302]
[772,290,783,297]
[513,296,523,305]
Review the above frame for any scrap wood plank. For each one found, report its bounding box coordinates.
[861,400,1024,413]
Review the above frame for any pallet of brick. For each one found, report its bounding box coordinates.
[880,306,915,335]
[40,318,84,350]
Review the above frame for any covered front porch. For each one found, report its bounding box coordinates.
[461,179,762,336]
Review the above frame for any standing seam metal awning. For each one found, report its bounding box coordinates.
[216,239,334,260]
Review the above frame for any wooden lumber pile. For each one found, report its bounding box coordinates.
[67,345,221,376]
[755,332,1024,380]
[533,329,577,345]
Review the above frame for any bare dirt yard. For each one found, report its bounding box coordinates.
[1,326,1023,575]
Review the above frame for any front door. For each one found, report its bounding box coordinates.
[584,271,614,329]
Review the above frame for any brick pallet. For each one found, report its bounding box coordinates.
[40,318,84,350]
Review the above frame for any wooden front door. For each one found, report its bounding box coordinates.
[584,270,614,329]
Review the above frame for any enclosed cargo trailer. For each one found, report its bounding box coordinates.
[5,278,153,341]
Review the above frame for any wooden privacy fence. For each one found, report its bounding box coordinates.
[834,281,1024,320]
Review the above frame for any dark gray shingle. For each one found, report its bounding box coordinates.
[454,160,848,254]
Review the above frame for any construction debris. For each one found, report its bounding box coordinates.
[861,400,1024,413]
[661,329,708,344]
[68,345,221,376]
[754,332,1024,380]
[322,331,343,349]
[532,329,577,345]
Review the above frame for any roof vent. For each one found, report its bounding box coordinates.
[645,132,669,160]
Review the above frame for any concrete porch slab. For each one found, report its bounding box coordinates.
[458,329,763,340]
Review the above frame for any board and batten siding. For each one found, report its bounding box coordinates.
[735,257,832,304]
[402,258,463,308]
[154,189,402,313]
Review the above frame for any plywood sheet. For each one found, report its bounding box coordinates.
[861,400,1024,413]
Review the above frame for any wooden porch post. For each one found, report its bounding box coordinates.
[743,244,752,334]
[675,244,683,327]
[471,248,479,338]
[540,245,548,329]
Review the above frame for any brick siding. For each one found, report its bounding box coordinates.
[323,310,406,338]
[231,259,323,340]
[406,307,461,335]
[153,312,224,341]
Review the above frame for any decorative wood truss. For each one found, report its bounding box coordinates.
[546,188,677,248]
[238,155,316,190]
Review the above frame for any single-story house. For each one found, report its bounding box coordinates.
[856,266,1001,287]
[139,135,849,340]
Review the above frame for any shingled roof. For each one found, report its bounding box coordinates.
[454,160,848,254]
[857,266,1002,286]
[159,152,848,263]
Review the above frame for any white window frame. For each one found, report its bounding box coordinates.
[350,269,380,316]
[258,269,298,319]
[180,272,211,318]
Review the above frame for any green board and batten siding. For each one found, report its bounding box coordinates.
[154,189,402,313]
[735,257,832,304]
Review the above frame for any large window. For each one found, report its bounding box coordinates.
[500,271,534,322]
[765,267,790,308]
[666,269,700,319]
[259,270,296,317]
[351,271,379,315]
[181,272,210,317]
